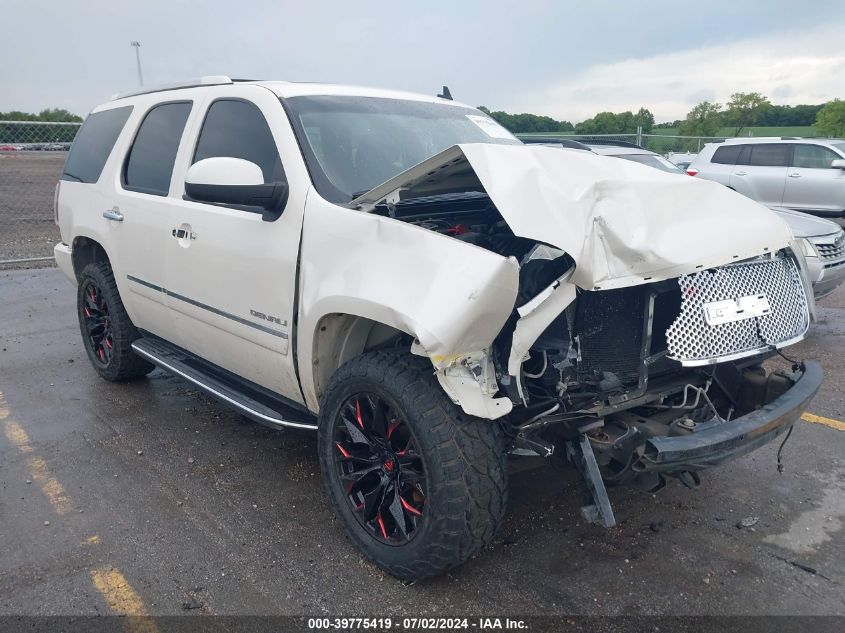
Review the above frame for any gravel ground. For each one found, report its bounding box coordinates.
[0,267,843,622]
[0,152,64,261]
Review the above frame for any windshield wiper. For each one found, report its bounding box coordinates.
[62,172,83,182]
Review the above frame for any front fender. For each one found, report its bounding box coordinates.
[297,194,520,411]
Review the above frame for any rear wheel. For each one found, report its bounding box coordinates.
[318,350,508,581]
[77,262,154,381]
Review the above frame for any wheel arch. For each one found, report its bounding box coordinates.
[71,235,111,281]
[306,311,413,411]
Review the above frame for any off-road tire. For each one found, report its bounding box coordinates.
[77,262,154,381]
[318,350,508,581]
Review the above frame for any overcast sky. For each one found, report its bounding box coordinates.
[2,0,843,123]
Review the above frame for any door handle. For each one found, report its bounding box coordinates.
[171,228,197,240]
[734,171,747,176]
[788,173,801,178]
[102,209,124,221]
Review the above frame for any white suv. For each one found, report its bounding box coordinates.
[688,137,845,218]
[689,138,845,298]
[55,77,821,580]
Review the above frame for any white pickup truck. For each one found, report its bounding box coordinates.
[55,77,822,581]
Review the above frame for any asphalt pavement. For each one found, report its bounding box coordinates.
[1,267,843,617]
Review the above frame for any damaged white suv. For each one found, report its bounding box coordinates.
[55,77,822,581]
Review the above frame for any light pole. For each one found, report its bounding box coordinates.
[130,41,144,87]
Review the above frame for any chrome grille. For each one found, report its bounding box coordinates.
[814,232,845,261]
[665,257,809,366]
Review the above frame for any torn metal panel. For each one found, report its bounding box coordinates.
[354,144,794,291]
[507,272,578,401]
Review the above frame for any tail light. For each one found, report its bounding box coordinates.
[686,167,699,176]
[54,181,61,224]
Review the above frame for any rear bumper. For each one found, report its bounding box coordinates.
[637,360,822,472]
[54,242,75,285]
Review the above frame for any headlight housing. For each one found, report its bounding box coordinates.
[795,237,818,258]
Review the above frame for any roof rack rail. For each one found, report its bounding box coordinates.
[110,76,234,101]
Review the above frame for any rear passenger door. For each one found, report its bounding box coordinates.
[701,144,741,186]
[729,144,789,207]
[110,100,194,343]
[782,144,845,215]
[164,85,308,404]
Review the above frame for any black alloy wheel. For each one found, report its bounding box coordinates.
[81,280,113,366]
[333,393,427,544]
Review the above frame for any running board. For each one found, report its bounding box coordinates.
[131,337,318,432]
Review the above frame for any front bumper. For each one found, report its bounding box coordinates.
[636,360,822,472]
[813,259,845,300]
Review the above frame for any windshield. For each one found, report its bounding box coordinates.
[284,96,521,203]
[614,153,684,174]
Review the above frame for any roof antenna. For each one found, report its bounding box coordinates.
[437,85,452,100]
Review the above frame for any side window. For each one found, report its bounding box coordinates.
[63,106,133,183]
[123,102,192,195]
[792,144,840,169]
[711,145,741,165]
[748,144,789,167]
[192,99,283,183]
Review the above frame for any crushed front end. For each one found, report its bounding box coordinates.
[500,250,822,527]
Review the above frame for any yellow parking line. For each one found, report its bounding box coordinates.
[1,392,75,514]
[90,568,160,633]
[3,419,34,453]
[3,392,157,627]
[801,412,845,432]
[26,455,73,515]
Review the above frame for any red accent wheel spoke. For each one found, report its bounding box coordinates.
[400,495,422,517]
[334,392,427,545]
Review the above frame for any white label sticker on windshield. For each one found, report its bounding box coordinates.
[466,114,515,140]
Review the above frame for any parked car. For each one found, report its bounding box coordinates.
[517,135,592,151]
[687,138,845,219]
[778,209,845,299]
[55,77,821,581]
[666,151,698,172]
[589,142,845,299]
[586,144,686,174]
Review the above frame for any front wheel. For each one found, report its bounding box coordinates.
[318,351,508,581]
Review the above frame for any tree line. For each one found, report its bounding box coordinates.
[0,108,83,123]
[478,94,845,138]
[4,97,844,139]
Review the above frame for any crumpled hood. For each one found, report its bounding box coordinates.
[355,143,794,290]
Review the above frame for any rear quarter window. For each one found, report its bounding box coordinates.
[62,106,133,183]
[711,145,742,165]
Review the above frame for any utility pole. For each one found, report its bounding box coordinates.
[130,41,144,86]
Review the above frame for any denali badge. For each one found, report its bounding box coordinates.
[250,309,284,326]
[703,294,772,326]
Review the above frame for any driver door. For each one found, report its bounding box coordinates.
[164,85,308,403]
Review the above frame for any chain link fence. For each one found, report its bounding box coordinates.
[0,121,775,264]
[0,121,81,264]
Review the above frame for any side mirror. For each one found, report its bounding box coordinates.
[184,157,288,220]
[831,159,845,170]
